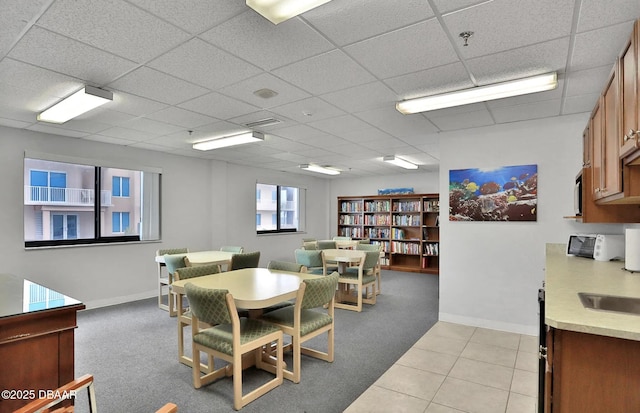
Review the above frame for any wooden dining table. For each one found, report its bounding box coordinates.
[321,248,365,274]
[171,268,323,371]
[155,250,235,266]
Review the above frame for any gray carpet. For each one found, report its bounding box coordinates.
[73,270,439,413]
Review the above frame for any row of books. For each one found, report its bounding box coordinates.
[339,215,362,225]
[423,243,439,256]
[338,228,363,238]
[391,241,421,254]
[392,200,420,212]
[340,201,363,212]
[364,200,390,212]
[392,214,420,226]
[366,228,390,238]
[423,200,440,212]
[364,214,391,225]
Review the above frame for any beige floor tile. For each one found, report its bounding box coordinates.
[519,334,539,354]
[506,392,537,413]
[515,350,538,372]
[396,347,458,376]
[413,333,468,357]
[470,327,521,350]
[432,377,509,413]
[374,364,446,401]
[344,385,430,413]
[425,402,466,412]
[510,368,538,397]
[448,357,514,390]
[427,321,476,341]
[460,341,517,368]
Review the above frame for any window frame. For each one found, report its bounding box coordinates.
[256,182,305,235]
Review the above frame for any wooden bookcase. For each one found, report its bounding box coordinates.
[338,194,439,274]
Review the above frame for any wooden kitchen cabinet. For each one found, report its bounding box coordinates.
[545,327,640,412]
[620,20,640,162]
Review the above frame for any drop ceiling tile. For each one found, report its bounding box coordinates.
[140,134,192,149]
[201,10,334,71]
[386,62,473,99]
[83,135,138,146]
[465,37,570,85]
[127,0,246,35]
[345,20,459,79]
[270,124,327,141]
[421,102,488,119]
[320,81,398,113]
[178,92,261,120]
[143,107,219,129]
[443,0,574,58]
[0,102,43,123]
[307,115,374,136]
[147,38,262,90]
[108,67,210,105]
[570,22,635,72]
[54,119,114,134]
[303,0,433,46]
[75,108,137,127]
[399,132,440,146]
[339,127,393,144]
[0,118,32,129]
[491,99,562,123]
[0,78,70,114]
[218,73,311,109]
[564,66,612,96]
[432,0,494,14]
[486,79,565,109]
[227,110,292,131]
[122,117,184,135]
[562,93,600,115]
[36,0,191,62]
[577,0,640,32]
[429,109,495,131]
[356,107,440,137]
[27,124,89,138]
[0,0,49,55]
[0,59,80,99]
[99,126,157,142]
[273,50,376,95]
[9,27,137,85]
[270,97,346,123]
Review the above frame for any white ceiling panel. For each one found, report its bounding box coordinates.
[429,109,495,131]
[355,107,440,137]
[320,81,398,113]
[143,107,219,129]
[491,99,563,124]
[564,66,613,97]
[570,22,635,71]
[270,97,346,123]
[386,62,473,99]
[577,0,640,32]
[562,93,601,115]
[178,92,261,120]
[0,0,49,55]
[218,73,311,109]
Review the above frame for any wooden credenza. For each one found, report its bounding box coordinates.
[0,274,84,413]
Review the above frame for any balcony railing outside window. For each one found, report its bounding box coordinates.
[24,186,113,206]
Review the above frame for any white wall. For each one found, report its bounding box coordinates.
[438,113,623,334]
[0,126,328,308]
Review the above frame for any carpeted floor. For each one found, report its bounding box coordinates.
[73,270,439,413]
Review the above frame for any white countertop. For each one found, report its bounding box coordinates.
[545,243,640,341]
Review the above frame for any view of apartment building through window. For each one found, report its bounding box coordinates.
[256,183,301,233]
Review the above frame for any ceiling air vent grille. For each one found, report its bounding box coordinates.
[244,118,282,128]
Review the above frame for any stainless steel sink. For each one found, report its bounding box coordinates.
[578,292,640,315]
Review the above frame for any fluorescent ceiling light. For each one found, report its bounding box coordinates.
[37,86,113,124]
[299,164,340,175]
[246,0,333,24]
[396,72,558,114]
[383,156,418,170]
[192,131,264,151]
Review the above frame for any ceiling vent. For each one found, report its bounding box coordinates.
[244,118,282,128]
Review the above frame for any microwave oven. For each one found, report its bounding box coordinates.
[567,234,625,261]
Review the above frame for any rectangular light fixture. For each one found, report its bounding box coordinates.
[192,131,264,151]
[299,164,340,175]
[396,72,558,114]
[383,155,418,170]
[37,86,113,124]
[246,0,333,24]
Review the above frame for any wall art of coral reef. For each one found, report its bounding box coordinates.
[449,164,538,222]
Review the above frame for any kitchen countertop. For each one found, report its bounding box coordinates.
[545,243,640,341]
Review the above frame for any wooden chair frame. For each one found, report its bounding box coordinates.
[14,374,96,413]
[332,252,377,312]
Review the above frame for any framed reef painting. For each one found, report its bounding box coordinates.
[449,164,538,221]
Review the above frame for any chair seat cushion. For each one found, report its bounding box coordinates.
[261,307,333,336]
[194,318,280,356]
[263,301,294,312]
[340,271,377,285]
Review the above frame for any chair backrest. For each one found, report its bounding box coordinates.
[157,248,188,256]
[184,283,232,325]
[302,238,316,243]
[14,374,97,413]
[302,241,318,250]
[358,238,371,244]
[220,246,244,253]
[300,272,339,310]
[164,254,187,275]
[295,249,323,268]
[317,240,336,250]
[267,260,303,272]
[174,263,220,281]
[356,243,382,252]
[230,251,261,270]
[332,236,352,241]
[362,250,381,270]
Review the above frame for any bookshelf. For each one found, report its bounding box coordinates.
[337,193,439,274]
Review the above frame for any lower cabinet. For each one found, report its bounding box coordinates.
[545,328,640,412]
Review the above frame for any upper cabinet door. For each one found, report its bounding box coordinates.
[600,65,623,200]
[619,20,640,160]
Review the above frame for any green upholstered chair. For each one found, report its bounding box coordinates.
[302,241,318,250]
[302,238,316,243]
[332,236,352,241]
[185,283,283,410]
[356,243,383,296]
[260,272,339,383]
[161,252,188,316]
[316,240,337,250]
[229,251,260,270]
[267,260,304,273]
[220,245,244,253]
[157,248,188,314]
[358,238,371,244]
[336,251,378,312]
[294,249,324,275]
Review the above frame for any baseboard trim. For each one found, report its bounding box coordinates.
[439,312,538,336]
[82,289,156,310]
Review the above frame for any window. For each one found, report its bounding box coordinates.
[24,155,161,247]
[256,183,305,234]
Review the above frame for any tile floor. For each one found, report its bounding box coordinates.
[344,321,539,413]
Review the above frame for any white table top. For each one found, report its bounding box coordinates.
[171,268,322,309]
[155,250,234,265]
[321,248,365,263]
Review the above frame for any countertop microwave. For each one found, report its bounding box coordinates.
[567,234,625,261]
